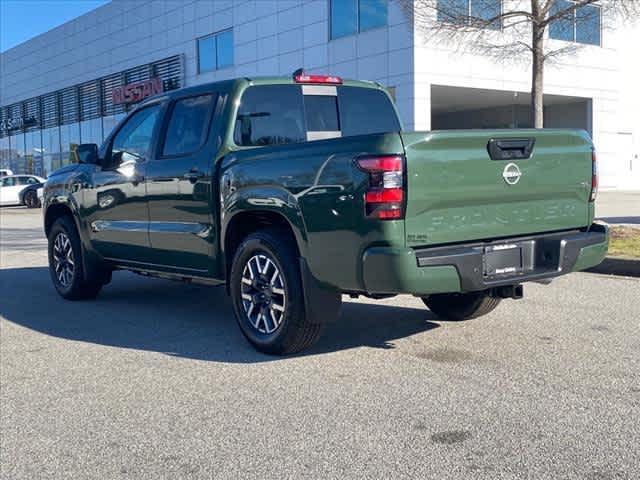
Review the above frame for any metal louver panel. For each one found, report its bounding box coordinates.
[0,108,8,136]
[7,104,22,127]
[125,64,148,84]
[23,98,40,132]
[42,92,59,129]
[60,87,79,125]
[102,72,125,117]
[153,55,182,92]
[79,81,100,120]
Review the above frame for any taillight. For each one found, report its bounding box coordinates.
[590,149,598,202]
[356,155,405,220]
[293,73,343,85]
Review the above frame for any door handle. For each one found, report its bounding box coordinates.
[183,170,204,183]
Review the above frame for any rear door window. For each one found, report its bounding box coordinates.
[162,94,215,157]
[337,86,400,137]
[234,85,306,146]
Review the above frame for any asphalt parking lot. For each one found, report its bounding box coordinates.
[1,206,639,479]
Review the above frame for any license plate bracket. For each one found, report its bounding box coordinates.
[483,244,523,277]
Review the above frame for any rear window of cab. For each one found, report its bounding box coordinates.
[233,84,400,147]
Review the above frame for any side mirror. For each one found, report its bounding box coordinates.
[77,143,100,164]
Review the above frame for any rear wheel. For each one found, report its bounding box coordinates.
[48,216,105,300]
[230,228,324,355]
[422,291,501,321]
[24,190,40,208]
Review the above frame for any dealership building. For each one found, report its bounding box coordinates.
[1,0,638,189]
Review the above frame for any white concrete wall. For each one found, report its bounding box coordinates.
[0,0,415,127]
[0,0,637,188]
[613,23,640,190]
[411,2,640,190]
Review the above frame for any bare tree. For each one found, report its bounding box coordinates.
[399,0,638,127]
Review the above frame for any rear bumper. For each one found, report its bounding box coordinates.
[361,223,609,295]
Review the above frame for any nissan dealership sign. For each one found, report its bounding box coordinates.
[1,55,182,138]
[112,78,164,105]
[0,116,38,132]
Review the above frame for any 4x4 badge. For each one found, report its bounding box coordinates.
[502,163,522,185]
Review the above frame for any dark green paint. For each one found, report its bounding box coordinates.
[43,76,608,298]
[402,129,594,247]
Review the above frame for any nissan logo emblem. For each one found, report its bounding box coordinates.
[502,163,522,185]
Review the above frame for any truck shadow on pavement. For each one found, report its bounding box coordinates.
[0,267,439,363]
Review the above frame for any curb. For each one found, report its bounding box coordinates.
[587,256,640,278]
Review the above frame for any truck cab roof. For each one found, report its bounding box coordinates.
[138,75,388,109]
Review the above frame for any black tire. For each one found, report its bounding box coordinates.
[24,190,40,208]
[48,216,104,300]
[230,228,323,355]
[422,291,501,321]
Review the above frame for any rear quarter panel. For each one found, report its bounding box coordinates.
[219,133,405,291]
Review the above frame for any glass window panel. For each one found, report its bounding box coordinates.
[338,87,401,137]
[60,123,81,166]
[198,35,216,73]
[163,95,214,157]
[25,130,43,176]
[234,85,306,146]
[216,30,234,69]
[8,133,25,174]
[81,118,104,146]
[331,0,358,39]
[471,0,501,30]
[359,0,387,31]
[0,136,10,172]
[304,95,340,132]
[438,0,469,24]
[42,127,61,175]
[576,4,600,45]
[549,0,575,42]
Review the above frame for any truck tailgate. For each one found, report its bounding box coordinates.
[401,129,593,247]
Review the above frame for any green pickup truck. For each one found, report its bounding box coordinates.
[43,72,609,354]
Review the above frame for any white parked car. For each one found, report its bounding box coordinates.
[0,175,46,206]
[0,168,14,177]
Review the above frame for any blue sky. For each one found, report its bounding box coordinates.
[0,0,110,52]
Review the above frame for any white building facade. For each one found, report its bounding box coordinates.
[1,0,638,189]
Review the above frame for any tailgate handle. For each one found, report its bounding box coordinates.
[487,138,535,160]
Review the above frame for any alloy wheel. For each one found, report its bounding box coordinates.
[53,232,75,287]
[240,253,286,334]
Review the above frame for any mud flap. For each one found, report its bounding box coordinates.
[83,249,112,285]
[299,258,342,324]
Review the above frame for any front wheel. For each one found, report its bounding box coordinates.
[230,229,325,355]
[422,291,501,321]
[48,216,104,300]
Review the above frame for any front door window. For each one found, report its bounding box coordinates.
[108,105,161,167]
